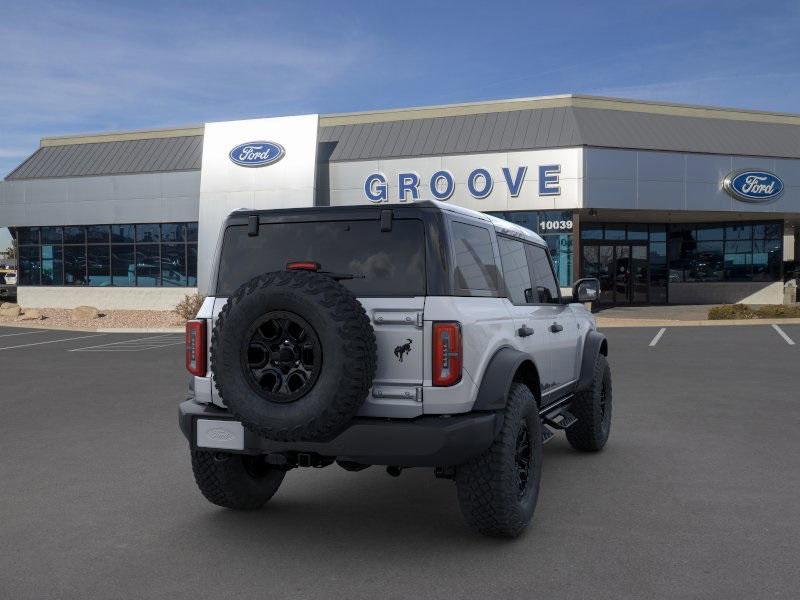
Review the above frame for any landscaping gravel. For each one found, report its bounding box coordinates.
[0,308,184,330]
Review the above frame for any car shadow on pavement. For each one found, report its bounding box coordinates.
[177,441,587,551]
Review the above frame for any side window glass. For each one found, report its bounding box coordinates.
[498,237,534,304]
[452,222,499,292]
[526,244,560,304]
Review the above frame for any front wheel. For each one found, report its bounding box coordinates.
[191,451,285,510]
[566,353,612,452]
[455,383,543,537]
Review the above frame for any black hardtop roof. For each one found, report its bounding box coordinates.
[224,201,545,245]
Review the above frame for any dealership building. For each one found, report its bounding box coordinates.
[0,94,798,309]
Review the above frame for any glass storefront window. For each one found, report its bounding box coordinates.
[41,227,63,245]
[581,224,603,240]
[13,222,198,288]
[136,224,161,243]
[18,227,40,245]
[64,246,87,285]
[161,223,186,243]
[627,225,648,240]
[19,246,40,285]
[546,235,572,288]
[86,225,109,244]
[753,223,782,239]
[87,245,111,286]
[696,225,723,241]
[187,245,198,286]
[604,224,626,240]
[667,221,782,283]
[41,245,63,285]
[111,225,135,243]
[162,244,187,286]
[725,224,752,240]
[64,226,85,244]
[136,245,161,286]
[648,225,666,242]
[111,245,136,287]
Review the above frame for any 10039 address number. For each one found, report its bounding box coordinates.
[539,220,573,232]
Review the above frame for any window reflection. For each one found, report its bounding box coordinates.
[14,223,197,288]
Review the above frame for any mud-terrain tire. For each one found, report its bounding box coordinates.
[191,450,285,510]
[566,354,612,452]
[455,383,543,537]
[211,270,377,442]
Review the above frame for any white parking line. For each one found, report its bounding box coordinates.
[68,334,181,352]
[771,324,796,346]
[649,327,667,347]
[0,333,106,352]
[76,341,185,352]
[0,330,49,339]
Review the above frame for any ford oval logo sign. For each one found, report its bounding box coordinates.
[723,169,784,203]
[229,141,285,168]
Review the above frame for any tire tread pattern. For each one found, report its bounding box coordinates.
[191,450,284,510]
[455,383,542,537]
[565,354,612,452]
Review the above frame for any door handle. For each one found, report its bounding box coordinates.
[550,322,564,333]
[517,325,534,338]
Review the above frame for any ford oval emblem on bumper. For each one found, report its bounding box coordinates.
[229,141,285,167]
[723,169,784,203]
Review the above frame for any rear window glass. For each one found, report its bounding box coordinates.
[451,221,499,291]
[216,219,426,297]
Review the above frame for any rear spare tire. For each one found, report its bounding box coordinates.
[211,270,376,442]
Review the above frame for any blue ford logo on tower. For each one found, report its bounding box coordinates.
[229,141,285,167]
[723,169,784,203]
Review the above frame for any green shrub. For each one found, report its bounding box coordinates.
[708,303,800,320]
[175,293,206,321]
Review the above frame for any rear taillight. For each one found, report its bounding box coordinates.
[185,320,207,376]
[432,321,462,386]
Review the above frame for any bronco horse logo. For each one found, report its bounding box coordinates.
[394,338,413,362]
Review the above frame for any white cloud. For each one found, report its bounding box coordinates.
[0,2,374,175]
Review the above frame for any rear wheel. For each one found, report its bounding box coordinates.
[566,354,612,452]
[191,450,285,510]
[455,383,543,537]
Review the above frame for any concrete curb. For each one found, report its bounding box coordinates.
[597,317,800,328]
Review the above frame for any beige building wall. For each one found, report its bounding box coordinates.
[17,286,197,311]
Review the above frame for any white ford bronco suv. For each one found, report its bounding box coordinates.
[179,200,610,537]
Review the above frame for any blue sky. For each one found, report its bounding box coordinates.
[1,0,799,249]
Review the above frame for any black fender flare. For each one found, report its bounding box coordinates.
[472,347,536,412]
[576,330,608,392]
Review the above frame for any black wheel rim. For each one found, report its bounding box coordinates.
[242,311,322,403]
[514,422,532,499]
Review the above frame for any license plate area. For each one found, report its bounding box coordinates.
[196,419,245,451]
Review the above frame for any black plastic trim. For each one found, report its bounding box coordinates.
[179,399,498,467]
[472,347,533,411]
[576,330,608,392]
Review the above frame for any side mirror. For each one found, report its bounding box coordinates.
[572,277,600,303]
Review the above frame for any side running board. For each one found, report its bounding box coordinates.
[539,394,577,443]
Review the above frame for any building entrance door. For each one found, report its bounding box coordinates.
[583,242,649,305]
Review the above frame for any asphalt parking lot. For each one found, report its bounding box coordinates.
[1,324,799,600]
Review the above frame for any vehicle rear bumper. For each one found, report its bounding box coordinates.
[179,399,499,467]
